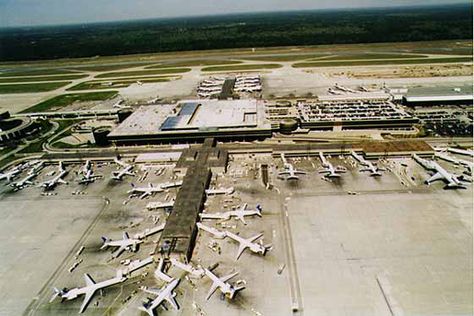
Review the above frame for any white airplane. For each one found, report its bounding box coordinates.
[318,152,347,178]
[112,158,134,180]
[128,181,182,199]
[11,172,37,190]
[204,268,245,300]
[278,153,306,180]
[328,88,343,95]
[39,162,68,190]
[278,163,306,180]
[225,231,271,260]
[351,151,384,177]
[447,147,474,157]
[100,232,143,258]
[0,167,21,182]
[78,160,102,184]
[206,187,235,196]
[146,200,175,211]
[139,278,180,316]
[50,271,126,313]
[200,203,262,225]
[412,154,468,189]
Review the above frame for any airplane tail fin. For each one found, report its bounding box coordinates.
[49,287,63,303]
[100,236,110,248]
[255,204,263,217]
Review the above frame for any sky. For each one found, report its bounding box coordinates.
[0,0,471,27]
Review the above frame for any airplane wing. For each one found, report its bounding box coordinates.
[165,294,179,310]
[427,172,444,184]
[79,290,95,314]
[235,244,247,260]
[140,192,150,199]
[278,171,290,175]
[220,271,239,283]
[205,283,219,300]
[249,233,264,242]
[58,179,67,184]
[237,215,246,225]
[123,232,129,240]
[84,273,96,286]
[113,245,126,258]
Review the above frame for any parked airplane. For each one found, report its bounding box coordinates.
[128,181,182,199]
[204,269,245,300]
[279,164,307,180]
[100,232,142,258]
[11,173,37,190]
[412,154,468,189]
[78,160,102,184]
[318,152,347,178]
[226,231,271,260]
[146,200,175,211]
[39,162,68,190]
[112,158,134,180]
[139,279,180,316]
[50,271,126,313]
[351,151,384,176]
[328,88,343,95]
[200,203,262,225]
[205,187,235,196]
[0,166,21,182]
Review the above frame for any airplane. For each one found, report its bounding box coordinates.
[199,203,262,225]
[39,162,68,190]
[225,231,271,260]
[318,152,347,178]
[128,181,182,199]
[351,151,385,177]
[50,271,126,313]
[0,167,21,182]
[10,172,37,190]
[146,200,175,211]
[278,163,306,180]
[111,158,135,180]
[412,154,468,189]
[447,147,474,157]
[78,160,102,184]
[328,88,343,95]
[206,187,235,196]
[204,268,245,300]
[100,232,143,258]
[139,278,180,316]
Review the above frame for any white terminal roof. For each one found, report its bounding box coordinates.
[109,99,270,137]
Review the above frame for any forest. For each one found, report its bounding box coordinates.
[0,4,472,61]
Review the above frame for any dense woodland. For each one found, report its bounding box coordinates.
[0,4,472,61]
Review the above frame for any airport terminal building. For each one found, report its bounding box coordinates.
[107,99,273,145]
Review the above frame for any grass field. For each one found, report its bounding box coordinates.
[146,59,241,69]
[67,62,156,72]
[20,91,118,113]
[0,74,88,83]
[201,63,283,72]
[95,68,191,78]
[0,82,71,94]
[293,57,473,68]
[0,68,80,77]
[240,53,331,62]
[67,76,175,91]
[309,53,426,61]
